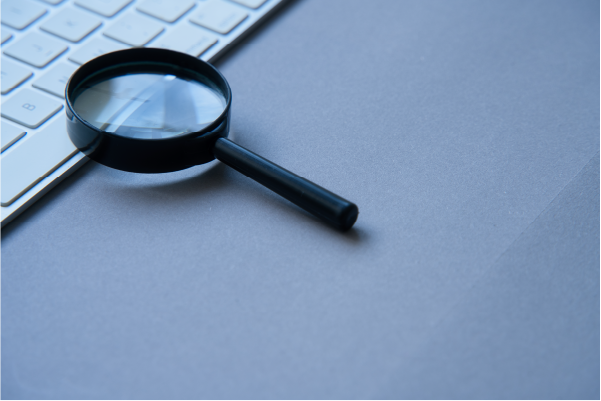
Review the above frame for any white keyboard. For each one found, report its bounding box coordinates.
[1,0,286,226]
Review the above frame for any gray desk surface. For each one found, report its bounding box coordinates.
[2,0,599,398]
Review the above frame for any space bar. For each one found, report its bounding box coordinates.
[1,117,78,207]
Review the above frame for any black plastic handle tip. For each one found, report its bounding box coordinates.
[213,138,358,230]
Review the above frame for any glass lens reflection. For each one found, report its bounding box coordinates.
[72,72,226,139]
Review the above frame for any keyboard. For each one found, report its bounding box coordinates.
[1,0,287,226]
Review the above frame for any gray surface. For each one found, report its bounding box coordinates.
[381,154,600,399]
[1,0,599,398]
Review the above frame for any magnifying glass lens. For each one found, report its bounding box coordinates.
[72,72,226,139]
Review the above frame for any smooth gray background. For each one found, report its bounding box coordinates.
[2,0,599,399]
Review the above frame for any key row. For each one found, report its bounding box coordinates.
[1,20,218,94]
[3,3,253,69]
[1,0,266,31]
[2,22,220,123]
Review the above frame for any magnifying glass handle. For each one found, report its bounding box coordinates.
[213,138,358,230]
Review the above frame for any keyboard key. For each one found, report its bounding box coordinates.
[103,13,164,46]
[1,89,63,129]
[3,32,68,68]
[1,117,78,207]
[33,62,77,98]
[1,0,47,30]
[136,0,195,23]
[1,58,33,94]
[40,7,102,43]
[230,0,267,9]
[190,0,248,34]
[68,37,128,65]
[1,121,26,152]
[1,28,12,44]
[75,0,133,17]
[151,23,217,57]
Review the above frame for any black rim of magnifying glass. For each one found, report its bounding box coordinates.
[65,47,233,173]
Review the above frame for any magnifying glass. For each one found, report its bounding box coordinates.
[65,48,358,230]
